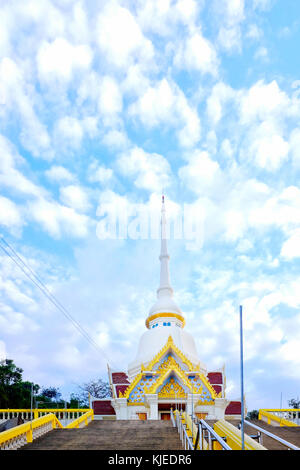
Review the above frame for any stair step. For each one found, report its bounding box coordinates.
[21,420,184,450]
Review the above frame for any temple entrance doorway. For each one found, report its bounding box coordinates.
[158,403,186,419]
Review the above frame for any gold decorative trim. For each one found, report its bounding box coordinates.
[195,399,214,406]
[119,336,218,401]
[145,312,186,329]
[190,373,219,400]
[158,378,186,398]
[146,336,196,373]
[145,362,193,394]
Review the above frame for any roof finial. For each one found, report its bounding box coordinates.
[157,195,173,298]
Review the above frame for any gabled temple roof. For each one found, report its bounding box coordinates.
[93,400,116,415]
[225,401,242,415]
[207,372,223,385]
[119,336,219,401]
[112,372,130,384]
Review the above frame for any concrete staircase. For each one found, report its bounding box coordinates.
[21,420,184,451]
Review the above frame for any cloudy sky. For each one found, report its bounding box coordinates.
[1,0,300,411]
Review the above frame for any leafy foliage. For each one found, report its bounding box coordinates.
[0,359,39,408]
[0,358,111,410]
[288,398,300,409]
[247,409,259,420]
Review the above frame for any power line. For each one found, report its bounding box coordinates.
[0,235,116,369]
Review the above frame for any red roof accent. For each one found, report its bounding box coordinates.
[112,372,130,384]
[115,385,129,397]
[93,400,116,415]
[207,372,223,385]
[212,385,222,395]
[225,401,241,415]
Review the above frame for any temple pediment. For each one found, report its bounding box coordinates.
[118,336,220,404]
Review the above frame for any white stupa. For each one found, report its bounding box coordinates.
[96,195,240,421]
[128,196,206,380]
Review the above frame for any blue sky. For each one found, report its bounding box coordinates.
[1,0,300,411]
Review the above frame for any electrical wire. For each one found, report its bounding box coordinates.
[0,235,116,369]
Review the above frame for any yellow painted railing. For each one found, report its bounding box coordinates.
[0,409,94,450]
[65,409,94,428]
[0,409,89,422]
[0,413,63,450]
[259,409,300,427]
[213,419,266,450]
[180,412,209,450]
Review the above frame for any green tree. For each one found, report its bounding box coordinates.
[247,409,259,420]
[34,387,64,409]
[69,392,88,409]
[288,398,300,409]
[0,359,39,408]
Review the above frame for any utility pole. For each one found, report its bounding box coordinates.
[240,305,245,450]
[30,383,33,421]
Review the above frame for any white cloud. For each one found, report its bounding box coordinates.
[0,340,6,360]
[178,151,223,196]
[81,116,98,138]
[121,64,150,98]
[254,46,269,61]
[0,134,45,198]
[28,198,90,238]
[0,196,23,231]
[55,116,84,149]
[13,0,65,40]
[96,2,154,69]
[37,37,93,83]
[252,0,272,10]
[246,24,263,40]
[98,76,123,118]
[0,306,38,335]
[174,32,218,76]
[59,185,91,213]
[215,0,245,52]
[206,82,236,126]
[117,147,172,192]
[239,80,290,124]
[218,26,242,53]
[102,129,130,151]
[87,161,113,185]
[247,121,289,171]
[136,0,199,36]
[289,128,300,167]
[67,2,90,44]
[0,58,52,159]
[280,229,300,260]
[129,78,201,147]
[45,165,75,183]
[0,7,12,57]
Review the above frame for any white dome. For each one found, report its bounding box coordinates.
[148,296,182,316]
[128,326,206,380]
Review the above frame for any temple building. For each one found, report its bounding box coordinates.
[92,197,242,421]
